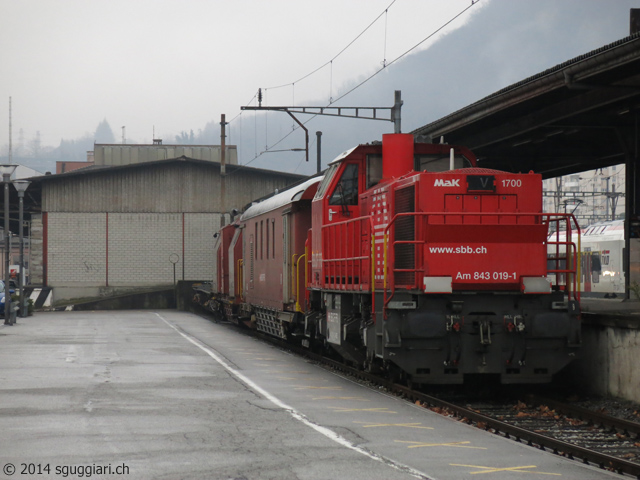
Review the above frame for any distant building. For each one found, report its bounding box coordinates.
[56,142,238,177]
[543,165,625,227]
[27,156,305,304]
[93,143,238,167]
[56,161,94,174]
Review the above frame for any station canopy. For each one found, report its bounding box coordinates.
[412,34,640,179]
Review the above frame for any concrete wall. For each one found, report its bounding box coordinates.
[560,314,640,403]
[48,213,107,286]
[30,214,44,285]
[70,288,176,310]
[45,212,221,288]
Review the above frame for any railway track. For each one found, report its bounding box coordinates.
[323,359,640,478]
[452,394,640,474]
[201,312,640,478]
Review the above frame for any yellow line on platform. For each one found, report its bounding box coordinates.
[329,407,396,413]
[395,440,485,450]
[294,386,343,390]
[312,396,369,401]
[450,464,561,476]
[354,422,432,429]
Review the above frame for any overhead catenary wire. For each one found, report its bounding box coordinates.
[226,119,304,175]
[264,0,397,92]
[382,7,388,67]
[329,61,333,104]
[227,91,261,144]
[227,0,399,153]
[332,0,480,105]
[228,92,258,124]
[227,0,480,177]
[293,135,318,174]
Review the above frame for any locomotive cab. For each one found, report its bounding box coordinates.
[309,134,581,385]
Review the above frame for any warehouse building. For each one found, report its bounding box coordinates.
[25,155,304,304]
[93,142,239,167]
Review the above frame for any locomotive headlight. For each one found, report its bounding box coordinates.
[423,276,453,294]
[521,277,552,294]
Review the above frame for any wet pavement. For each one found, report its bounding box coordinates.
[0,310,622,479]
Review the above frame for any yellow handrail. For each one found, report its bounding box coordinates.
[305,243,309,299]
[577,229,582,294]
[237,258,243,300]
[291,254,299,302]
[295,253,307,312]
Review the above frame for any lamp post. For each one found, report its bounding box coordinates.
[0,165,17,325]
[13,180,30,318]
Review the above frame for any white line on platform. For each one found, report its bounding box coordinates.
[156,312,432,480]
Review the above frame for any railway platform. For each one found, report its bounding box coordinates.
[0,311,623,480]
[581,297,640,318]
[559,297,640,404]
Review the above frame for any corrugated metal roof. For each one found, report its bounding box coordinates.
[412,33,640,137]
[31,156,304,183]
[40,160,307,214]
[93,144,238,166]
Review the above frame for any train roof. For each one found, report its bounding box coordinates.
[328,146,359,166]
[550,219,624,242]
[582,219,624,237]
[240,176,323,221]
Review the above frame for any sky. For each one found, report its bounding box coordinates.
[0,0,482,148]
[1,0,638,176]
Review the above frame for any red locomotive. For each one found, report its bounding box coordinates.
[198,133,581,385]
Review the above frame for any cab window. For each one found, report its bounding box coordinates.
[367,154,383,188]
[329,163,359,205]
[314,164,338,200]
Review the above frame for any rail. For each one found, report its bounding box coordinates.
[527,394,640,438]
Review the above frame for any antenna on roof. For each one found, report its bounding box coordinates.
[8,97,12,164]
[152,125,162,145]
